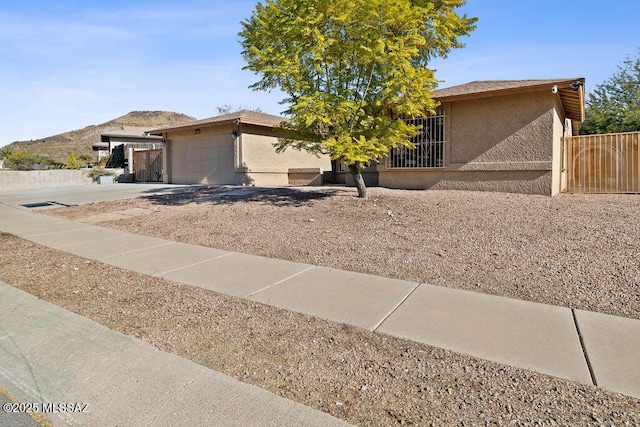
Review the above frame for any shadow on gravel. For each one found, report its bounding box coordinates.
[141,186,348,208]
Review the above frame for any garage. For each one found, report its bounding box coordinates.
[166,128,236,185]
[150,110,331,186]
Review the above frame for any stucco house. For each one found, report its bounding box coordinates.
[378,78,586,196]
[149,79,585,195]
[149,110,330,186]
[95,127,164,181]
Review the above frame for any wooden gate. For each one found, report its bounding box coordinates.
[565,132,640,193]
[133,149,163,182]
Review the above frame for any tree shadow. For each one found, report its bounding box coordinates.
[140,185,350,208]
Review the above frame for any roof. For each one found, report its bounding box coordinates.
[433,78,586,121]
[148,110,286,135]
[101,126,163,140]
[148,79,586,135]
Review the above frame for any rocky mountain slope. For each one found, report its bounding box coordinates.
[6,111,196,162]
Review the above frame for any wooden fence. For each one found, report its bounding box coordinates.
[565,132,640,193]
[133,149,163,182]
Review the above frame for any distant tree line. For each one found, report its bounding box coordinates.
[0,147,93,171]
[580,49,640,135]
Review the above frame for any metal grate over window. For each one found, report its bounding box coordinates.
[387,113,445,168]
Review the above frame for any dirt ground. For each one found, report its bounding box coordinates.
[42,186,640,320]
[1,185,633,424]
[1,232,638,425]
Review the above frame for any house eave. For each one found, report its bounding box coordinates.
[434,78,586,122]
[148,112,286,136]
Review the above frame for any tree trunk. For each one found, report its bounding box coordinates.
[348,163,368,199]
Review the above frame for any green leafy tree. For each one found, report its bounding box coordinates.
[67,150,80,169]
[216,104,264,115]
[3,150,35,170]
[240,0,476,197]
[79,154,94,163]
[1,149,56,170]
[0,146,14,159]
[580,50,640,135]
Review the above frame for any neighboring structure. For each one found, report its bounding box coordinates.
[96,127,164,181]
[336,78,586,196]
[149,110,331,186]
[147,79,586,194]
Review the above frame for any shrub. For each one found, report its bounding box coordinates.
[1,150,59,170]
[86,168,117,182]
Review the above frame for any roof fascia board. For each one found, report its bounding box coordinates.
[148,118,282,135]
[434,79,582,103]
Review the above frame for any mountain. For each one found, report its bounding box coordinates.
[6,111,196,163]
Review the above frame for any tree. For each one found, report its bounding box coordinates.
[240,0,476,197]
[3,150,35,170]
[67,151,80,169]
[79,153,94,163]
[0,147,13,159]
[580,50,640,135]
[1,149,57,170]
[216,104,264,115]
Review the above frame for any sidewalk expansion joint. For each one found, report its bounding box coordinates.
[246,266,316,298]
[23,227,96,238]
[572,308,598,387]
[55,233,132,248]
[158,253,235,275]
[371,282,421,333]
[106,242,175,258]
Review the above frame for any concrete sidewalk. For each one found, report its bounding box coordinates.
[0,184,638,413]
[0,282,348,426]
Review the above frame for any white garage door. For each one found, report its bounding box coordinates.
[168,134,237,185]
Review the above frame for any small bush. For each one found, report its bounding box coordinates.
[86,168,117,182]
[1,149,60,170]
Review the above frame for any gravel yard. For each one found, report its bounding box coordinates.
[1,233,638,425]
[43,186,640,320]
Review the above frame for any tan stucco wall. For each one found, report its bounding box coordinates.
[447,91,555,165]
[238,124,330,186]
[379,169,552,195]
[164,123,330,186]
[379,90,563,196]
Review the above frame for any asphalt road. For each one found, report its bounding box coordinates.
[0,392,44,427]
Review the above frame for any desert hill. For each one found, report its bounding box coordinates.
[6,111,196,163]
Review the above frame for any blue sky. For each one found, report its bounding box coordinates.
[1,0,638,146]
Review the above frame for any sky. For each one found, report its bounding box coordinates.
[1,0,639,146]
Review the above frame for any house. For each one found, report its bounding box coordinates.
[148,110,331,186]
[96,127,164,181]
[382,78,586,196]
[149,79,585,195]
[336,78,586,196]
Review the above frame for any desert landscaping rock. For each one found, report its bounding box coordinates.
[42,187,640,320]
[0,228,639,424]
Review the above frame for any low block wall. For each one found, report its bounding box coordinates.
[334,171,379,187]
[378,169,552,196]
[0,170,94,191]
[288,168,324,186]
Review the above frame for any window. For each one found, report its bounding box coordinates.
[387,113,445,168]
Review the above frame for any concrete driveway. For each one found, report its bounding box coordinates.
[0,183,204,211]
